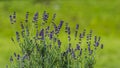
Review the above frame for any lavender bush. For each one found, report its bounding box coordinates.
[7,11,103,68]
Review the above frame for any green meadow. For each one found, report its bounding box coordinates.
[0,0,120,68]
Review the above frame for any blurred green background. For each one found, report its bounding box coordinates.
[0,0,120,68]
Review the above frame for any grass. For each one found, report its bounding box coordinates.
[0,0,120,68]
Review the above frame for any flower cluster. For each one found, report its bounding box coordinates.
[7,11,104,68]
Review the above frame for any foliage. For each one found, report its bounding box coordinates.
[7,11,103,68]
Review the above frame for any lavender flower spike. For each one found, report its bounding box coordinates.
[67,27,71,35]
[58,20,64,29]
[13,12,16,19]
[75,31,78,39]
[42,11,49,21]
[74,24,79,39]
[10,56,13,62]
[76,44,80,50]
[9,15,13,24]
[58,40,61,48]
[39,29,44,40]
[13,12,16,23]
[71,49,76,59]
[57,20,64,34]
[16,31,20,42]
[20,22,24,29]
[94,36,97,43]
[49,31,54,40]
[33,12,39,22]
[76,24,79,30]
[17,54,20,60]
[25,12,29,22]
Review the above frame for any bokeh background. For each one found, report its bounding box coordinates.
[0,0,120,68]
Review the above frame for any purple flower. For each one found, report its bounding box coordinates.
[76,24,79,30]
[76,44,80,50]
[83,29,86,36]
[89,30,93,40]
[21,30,25,38]
[9,15,13,24]
[52,22,58,33]
[17,54,20,60]
[45,26,50,35]
[39,29,44,40]
[10,56,13,62]
[56,20,64,34]
[39,29,43,36]
[58,40,61,48]
[49,33,52,40]
[13,12,16,19]
[94,36,97,43]
[33,12,39,22]
[68,35,71,41]
[89,30,92,39]
[49,31,54,40]
[13,12,16,22]
[20,22,24,29]
[25,12,29,22]
[42,11,49,22]
[75,31,78,40]
[16,31,20,42]
[67,27,70,35]
[9,12,16,23]
[89,50,93,55]
[79,33,83,39]
[95,42,99,47]
[26,12,29,19]
[87,42,91,46]
[86,34,91,41]
[22,54,28,61]
[88,46,90,52]
[71,49,76,59]
[65,23,68,33]
[75,24,79,39]
[58,20,64,29]
[65,23,70,34]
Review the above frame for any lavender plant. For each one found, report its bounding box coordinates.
[7,11,104,68]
